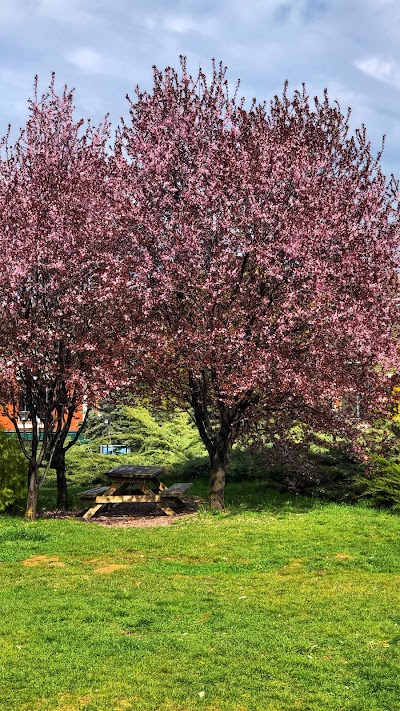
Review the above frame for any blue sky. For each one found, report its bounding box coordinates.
[1,0,400,176]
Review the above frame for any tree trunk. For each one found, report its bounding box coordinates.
[25,463,39,520]
[188,370,245,510]
[209,447,231,510]
[55,447,68,511]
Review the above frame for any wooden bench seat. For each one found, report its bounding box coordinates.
[81,473,193,520]
[79,486,109,500]
[161,482,193,497]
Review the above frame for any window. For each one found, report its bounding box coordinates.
[99,444,131,455]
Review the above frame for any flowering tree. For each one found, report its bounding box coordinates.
[117,59,400,509]
[0,77,128,518]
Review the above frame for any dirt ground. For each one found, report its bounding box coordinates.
[42,497,203,527]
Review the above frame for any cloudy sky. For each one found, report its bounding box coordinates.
[0,0,400,176]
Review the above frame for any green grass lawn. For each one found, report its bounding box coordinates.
[1,483,400,710]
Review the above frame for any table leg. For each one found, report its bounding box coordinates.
[140,483,157,496]
[82,481,124,520]
[131,481,176,516]
[82,503,104,521]
[151,476,168,493]
[156,501,177,516]
[170,497,186,512]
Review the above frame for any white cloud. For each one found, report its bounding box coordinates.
[35,0,95,26]
[0,0,399,175]
[65,47,103,74]
[164,14,217,36]
[355,55,400,88]
[164,15,197,33]
[0,67,29,89]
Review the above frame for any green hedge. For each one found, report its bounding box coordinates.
[61,404,400,513]
[64,405,207,487]
[0,429,27,512]
[353,457,400,512]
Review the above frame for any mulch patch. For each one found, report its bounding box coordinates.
[41,497,203,528]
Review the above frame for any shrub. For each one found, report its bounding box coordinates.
[172,455,210,481]
[0,430,27,512]
[226,448,269,482]
[171,448,271,483]
[260,425,400,512]
[65,405,207,487]
[259,431,364,501]
[353,457,400,511]
[64,403,400,513]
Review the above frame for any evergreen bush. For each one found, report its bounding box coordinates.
[63,402,400,513]
[353,457,400,511]
[65,405,207,486]
[0,429,27,512]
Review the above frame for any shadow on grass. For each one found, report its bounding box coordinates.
[223,481,321,516]
[187,478,322,516]
[36,478,324,520]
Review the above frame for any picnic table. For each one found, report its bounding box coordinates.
[81,465,193,520]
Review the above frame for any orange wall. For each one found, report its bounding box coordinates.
[0,406,84,433]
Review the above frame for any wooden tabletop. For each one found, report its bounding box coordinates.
[105,465,164,480]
